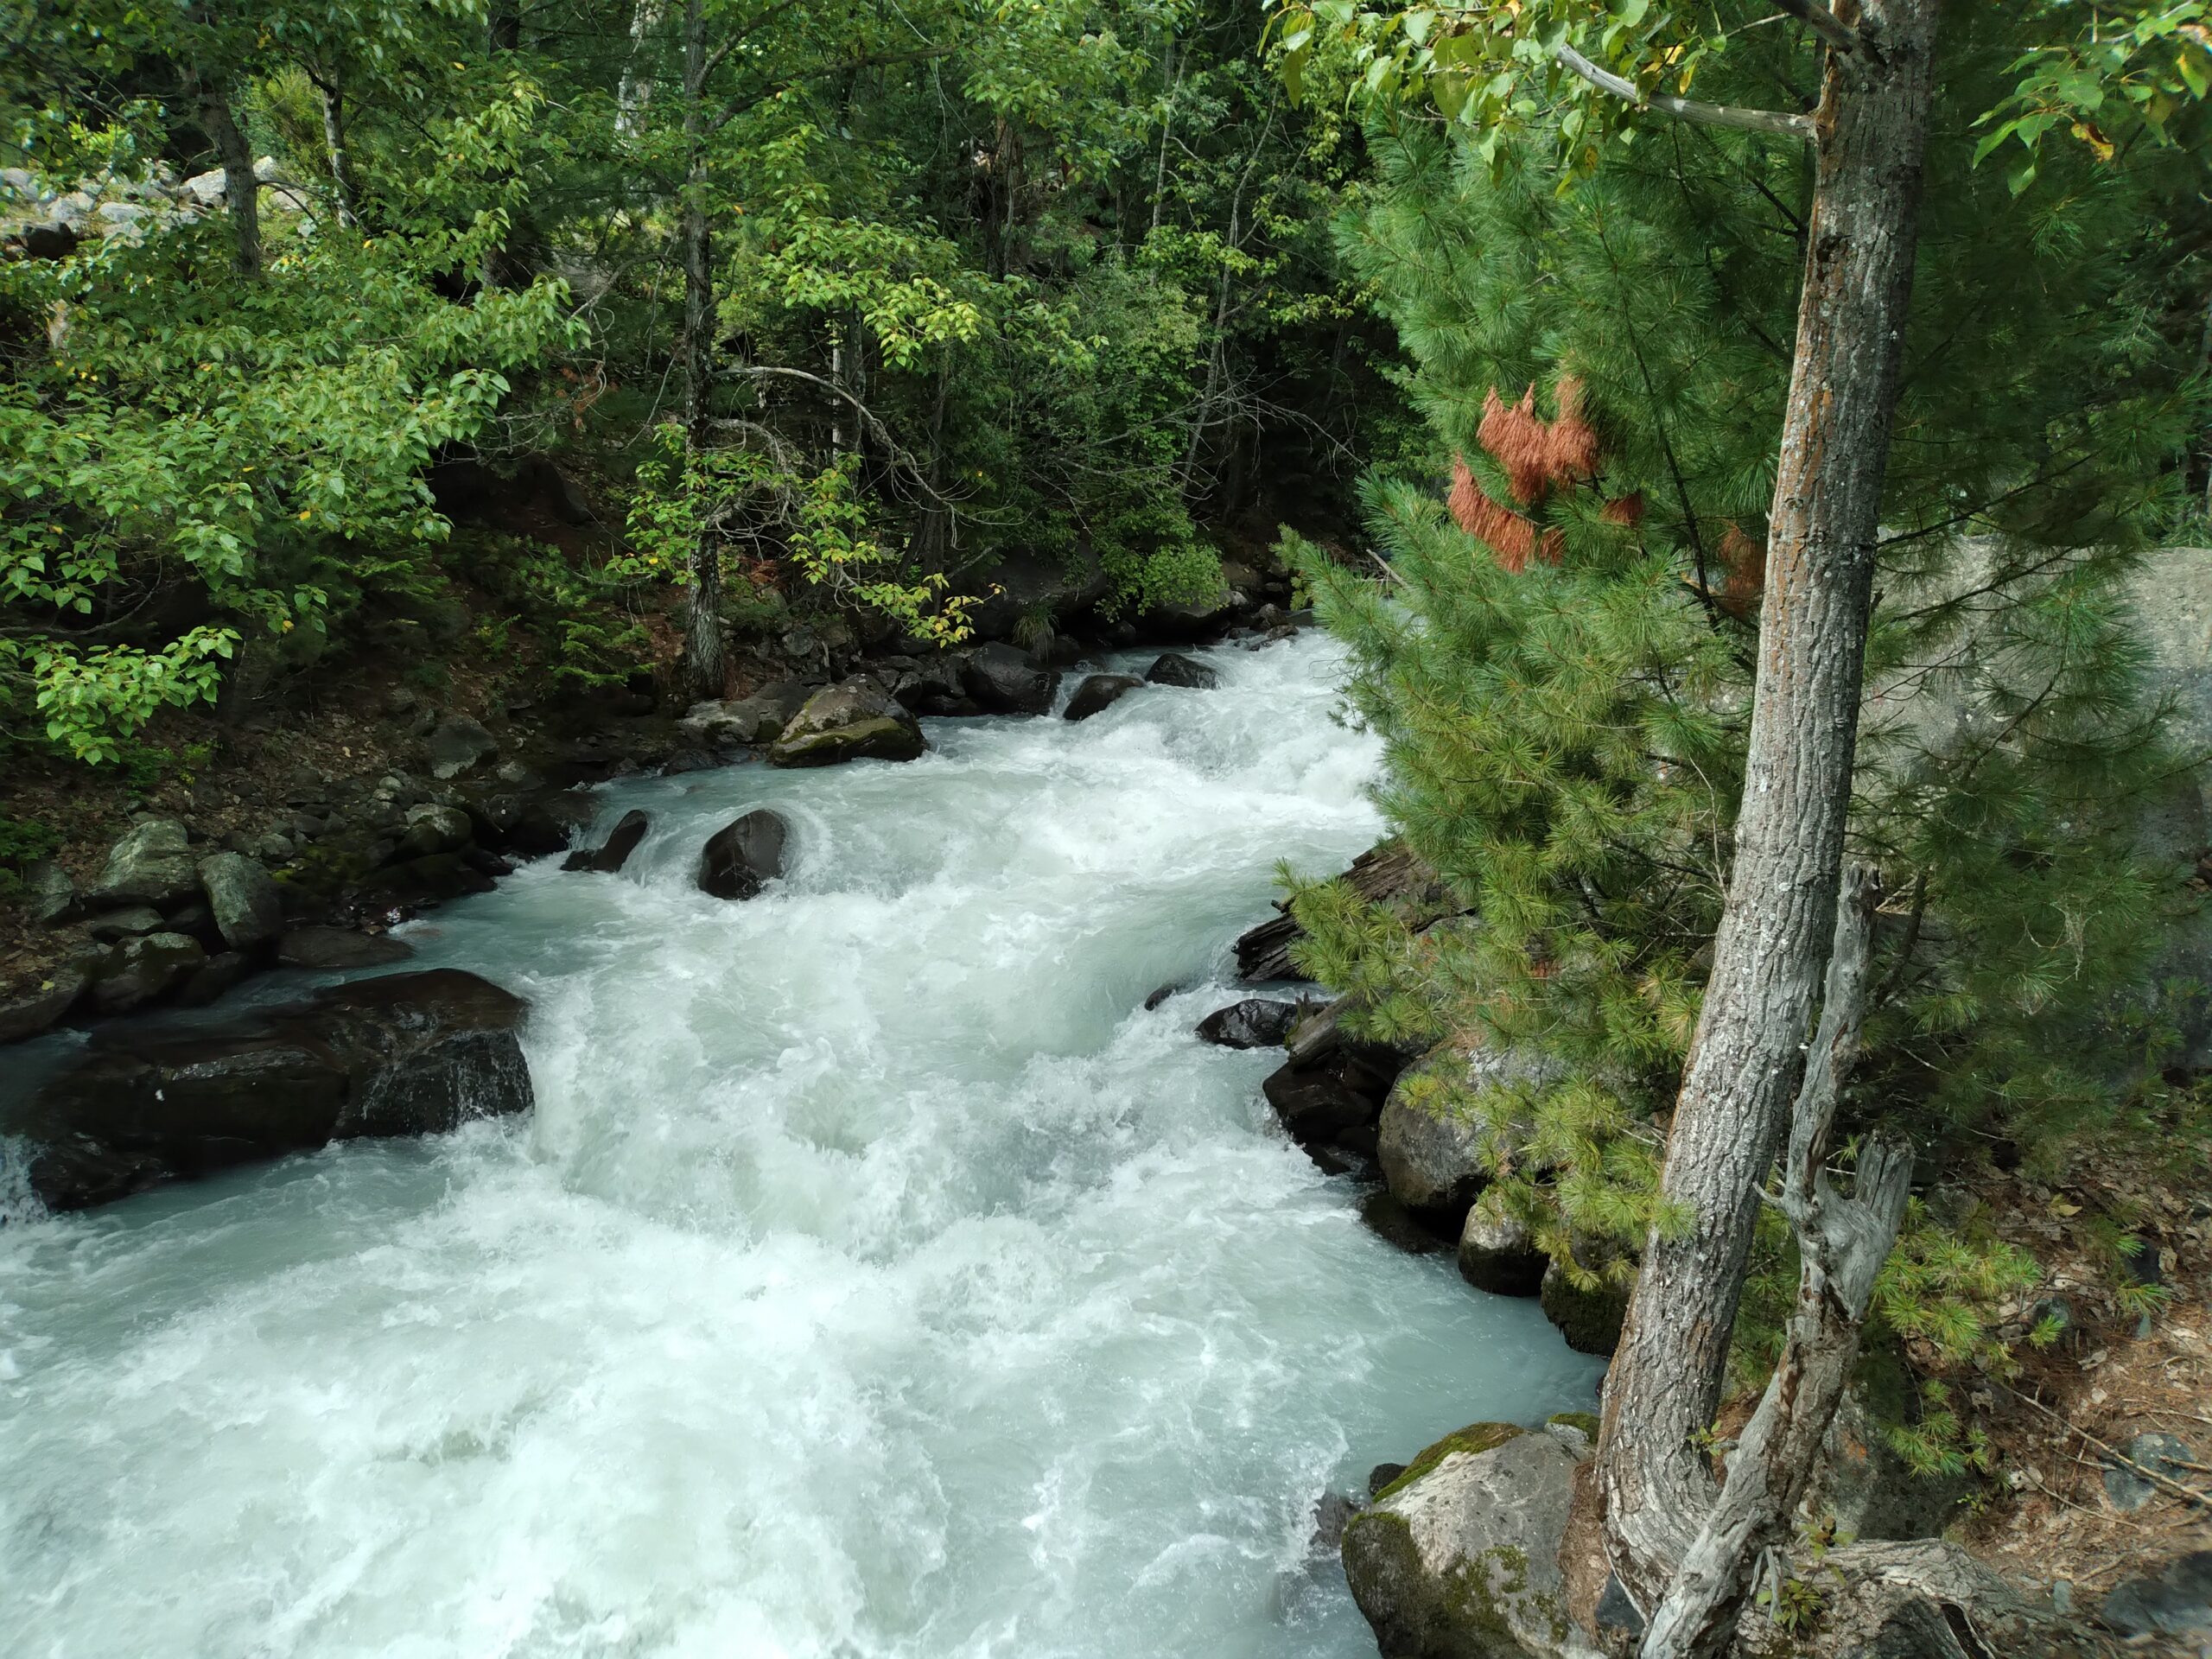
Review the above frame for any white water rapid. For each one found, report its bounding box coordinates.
[0,633,1604,1659]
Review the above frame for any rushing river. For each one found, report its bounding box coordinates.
[0,633,1604,1659]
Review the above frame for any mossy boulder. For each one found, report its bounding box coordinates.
[1342,1421,1585,1659]
[768,677,927,767]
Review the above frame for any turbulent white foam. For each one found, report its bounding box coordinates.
[0,636,1604,1658]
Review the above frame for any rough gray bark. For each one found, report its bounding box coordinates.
[1640,868,1914,1659]
[192,66,259,276]
[1594,0,1941,1611]
[677,0,729,703]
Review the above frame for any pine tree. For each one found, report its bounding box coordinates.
[1284,0,2207,1512]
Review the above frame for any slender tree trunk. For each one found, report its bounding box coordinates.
[316,78,358,229]
[1149,35,1177,236]
[617,0,668,137]
[192,66,259,276]
[1640,869,1914,1659]
[1596,0,1940,1611]
[678,0,729,703]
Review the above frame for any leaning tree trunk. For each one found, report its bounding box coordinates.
[677,0,729,703]
[1595,0,1940,1612]
[1639,868,1916,1659]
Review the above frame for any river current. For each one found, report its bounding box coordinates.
[0,632,1604,1658]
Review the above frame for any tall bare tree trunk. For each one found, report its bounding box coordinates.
[1640,869,1915,1659]
[618,0,668,138]
[315,78,357,228]
[192,66,259,276]
[1595,0,1940,1611]
[678,0,729,703]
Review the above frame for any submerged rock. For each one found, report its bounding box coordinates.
[961,642,1059,715]
[1143,652,1219,690]
[698,809,788,900]
[4,969,534,1209]
[769,677,927,767]
[1063,673,1143,721]
[563,809,651,874]
[1341,1422,1585,1659]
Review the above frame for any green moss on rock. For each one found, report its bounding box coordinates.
[1546,1411,1599,1438]
[1371,1421,1523,1503]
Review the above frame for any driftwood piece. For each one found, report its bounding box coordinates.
[1232,841,1451,980]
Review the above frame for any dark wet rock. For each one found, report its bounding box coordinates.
[1813,1385,1975,1542]
[85,817,199,910]
[698,810,788,900]
[174,950,252,1008]
[890,658,964,713]
[961,642,1059,715]
[2104,1431,2193,1513]
[1777,1541,2073,1659]
[1458,1206,1546,1297]
[482,790,596,860]
[420,716,495,783]
[1143,652,1219,690]
[1312,1492,1363,1554]
[1360,1188,1450,1255]
[276,926,416,970]
[1143,589,1236,641]
[0,963,91,1044]
[397,804,474,859]
[1143,983,1183,1012]
[2101,1551,2212,1641]
[425,715,499,779]
[162,899,219,944]
[1064,673,1143,721]
[1341,1423,1581,1659]
[966,548,1110,642]
[1262,997,1419,1164]
[3,969,534,1210]
[348,853,494,916]
[678,681,813,747]
[87,906,167,943]
[662,747,717,775]
[769,677,928,767]
[89,932,205,1015]
[562,809,651,874]
[1368,1464,1408,1499]
[197,852,285,950]
[26,860,76,926]
[1594,1575,1644,1640]
[1195,998,1303,1050]
[1235,842,1451,982]
[1540,1258,1632,1357]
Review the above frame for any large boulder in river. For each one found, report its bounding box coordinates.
[1341,1421,1587,1659]
[197,851,284,950]
[962,642,1059,715]
[1540,1257,1631,1357]
[769,677,927,767]
[698,809,787,899]
[1144,652,1219,690]
[1063,673,1143,721]
[84,817,199,910]
[562,808,650,874]
[276,925,416,970]
[3,969,534,1210]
